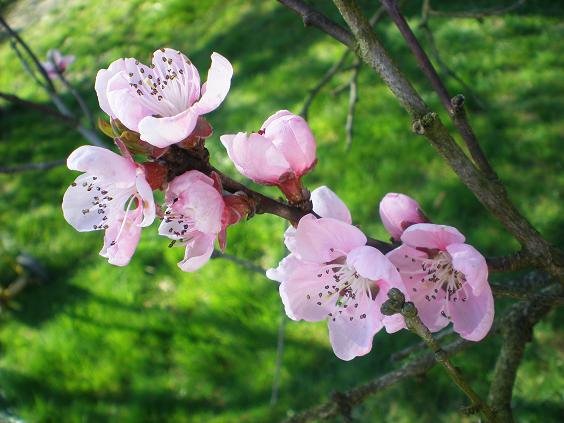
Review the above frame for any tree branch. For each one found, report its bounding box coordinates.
[285,335,470,422]
[487,283,562,421]
[326,0,563,279]
[0,91,80,127]
[381,289,496,421]
[0,159,65,174]
[277,0,354,48]
[380,0,495,177]
[428,0,526,19]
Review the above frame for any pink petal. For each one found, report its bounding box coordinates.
[167,172,224,234]
[59,54,75,69]
[379,192,426,241]
[178,232,215,272]
[386,244,428,277]
[220,132,290,184]
[192,52,233,115]
[328,294,383,361]
[106,70,152,132]
[347,245,402,287]
[135,170,156,227]
[278,262,334,322]
[401,223,465,250]
[410,280,450,332]
[151,48,201,106]
[262,110,316,175]
[448,283,494,341]
[67,145,136,182]
[291,216,367,263]
[311,186,351,223]
[447,243,488,296]
[266,253,301,283]
[95,58,126,117]
[138,108,199,147]
[166,170,214,203]
[62,174,121,232]
[99,209,142,266]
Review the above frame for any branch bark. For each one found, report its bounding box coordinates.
[487,284,562,422]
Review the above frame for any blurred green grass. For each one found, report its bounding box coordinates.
[0,0,563,421]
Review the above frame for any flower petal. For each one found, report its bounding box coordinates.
[262,110,316,175]
[379,192,426,241]
[347,245,402,286]
[138,108,199,148]
[135,170,156,227]
[448,283,494,341]
[328,295,382,361]
[99,209,142,266]
[278,262,334,322]
[178,232,215,272]
[447,243,488,296]
[106,70,153,132]
[220,132,290,183]
[192,52,233,115]
[266,253,301,283]
[311,186,351,223]
[151,48,201,106]
[62,174,130,232]
[401,223,465,250]
[95,58,126,116]
[67,145,135,182]
[291,216,367,263]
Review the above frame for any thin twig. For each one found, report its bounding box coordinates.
[0,16,57,94]
[300,50,352,119]
[0,159,66,174]
[381,289,496,422]
[284,336,470,422]
[277,0,355,48]
[344,60,360,149]
[419,0,486,110]
[210,250,266,275]
[487,283,562,421]
[429,0,526,19]
[56,70,97,129]
[390,327,455,362]
[270,305,287,405]
[0,91,80,127]
[380,0,496,177]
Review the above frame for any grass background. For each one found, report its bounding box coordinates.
[0,0,563,421]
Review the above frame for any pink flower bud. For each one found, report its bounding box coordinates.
[220,110,316,204]
[379,193,428,241]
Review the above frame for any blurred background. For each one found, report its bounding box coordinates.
[0,0,562,421]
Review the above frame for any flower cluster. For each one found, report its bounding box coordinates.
[63,48,316,270]
[63,47,494,361]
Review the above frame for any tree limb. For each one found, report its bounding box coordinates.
[487,283,562,421]
[0,159,65,174]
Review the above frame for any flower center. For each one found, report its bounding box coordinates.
[419,251,467,304]
[312,258,378,322]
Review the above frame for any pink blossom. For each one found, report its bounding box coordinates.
[387,223,494,341]
[158,170,246,272]
[379,193,428,241]
[220,110,316,203]
[267,186,406,360]
[95,48,233,148]
[42,49,75,79]
[62,146,155,266]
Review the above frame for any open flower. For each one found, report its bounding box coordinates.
[267,186,406,360]
[220,110,316,204]
[95,48,233,148]
[62,146,155,265]
[158,170,247,272]
[379,193,428,241]
[387,223,494,341]
[42,49,75,78]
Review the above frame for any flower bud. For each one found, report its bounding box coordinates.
[220,110,317,205]
[379,193,428,241]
